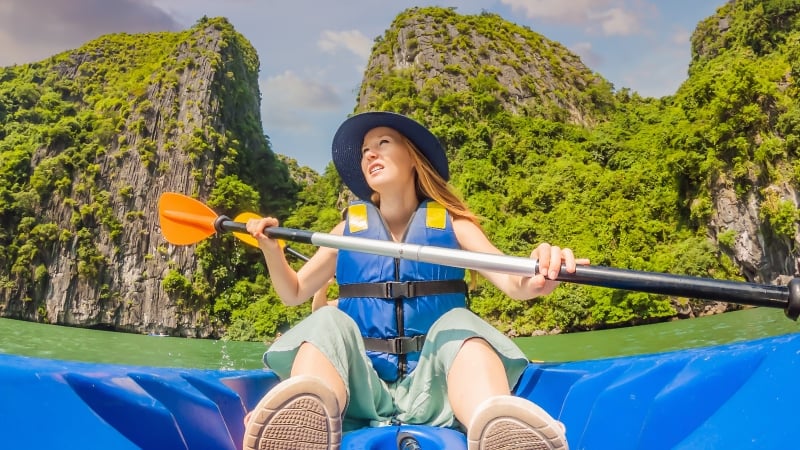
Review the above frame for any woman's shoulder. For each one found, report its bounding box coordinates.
[329,220,346,235]
[452,216,500,253]
[451,216,483,237]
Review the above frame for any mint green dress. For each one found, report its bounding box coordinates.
[263,306,529,431]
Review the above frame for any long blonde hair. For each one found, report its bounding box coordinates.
[369,137,480,226]
[368,137,483,289]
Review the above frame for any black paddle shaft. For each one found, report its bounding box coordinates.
[556,264,800,318]
[215,217,800,320]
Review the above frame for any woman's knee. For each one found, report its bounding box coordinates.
[429,307,474,331]
[458,337,496,359]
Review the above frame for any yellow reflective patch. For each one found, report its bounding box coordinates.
[348,203,368,233]
[426,201,446,229]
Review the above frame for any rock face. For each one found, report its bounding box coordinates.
[691,0,800,287]
[3,5,798,337]
[709,178,799,284]
[0,18,289,337]
[357,8,613,127]
[355,5,800,322]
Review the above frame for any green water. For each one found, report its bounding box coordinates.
[515,306,800,362]
[0,319,269,370]
[1,307,798,370]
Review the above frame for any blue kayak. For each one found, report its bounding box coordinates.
[2,332,798,449]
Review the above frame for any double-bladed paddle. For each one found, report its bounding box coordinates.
[231,212,309,261]
[158,192,800,320]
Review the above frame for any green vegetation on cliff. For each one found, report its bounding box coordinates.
[277,1,800,336]
[2,2,799,341]
[0,17,300,337]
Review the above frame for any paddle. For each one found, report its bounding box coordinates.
[158,192,800,320]
[232,213,309,261]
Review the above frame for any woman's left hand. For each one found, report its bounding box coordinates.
[525,243,590,295]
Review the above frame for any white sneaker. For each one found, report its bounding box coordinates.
[467,395,568,450]
[243,375,342,450]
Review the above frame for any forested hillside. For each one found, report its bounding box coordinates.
[1,1,798,340]
[279,1,800,336]
[0,18,300,337]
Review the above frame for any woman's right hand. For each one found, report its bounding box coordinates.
[246,217,282,254]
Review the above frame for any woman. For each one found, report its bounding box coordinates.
[244,111,587,450]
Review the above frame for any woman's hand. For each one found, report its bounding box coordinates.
[246,217,282,254]
[524,243,590,296]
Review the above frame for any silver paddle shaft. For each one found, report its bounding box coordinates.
[310,232,538,276]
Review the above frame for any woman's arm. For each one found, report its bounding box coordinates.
[311,278,337,311]
[452,217,588,300]
[247,218,343,306]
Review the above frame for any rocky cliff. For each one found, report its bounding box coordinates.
[358,7,613,128]
[686,0,800,286]
[3,3,800,338]
[346,3,800,326]
[0,18,297,337]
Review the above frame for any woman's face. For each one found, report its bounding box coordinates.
[360,126,416,194]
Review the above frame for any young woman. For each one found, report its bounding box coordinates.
[244,112,587,450]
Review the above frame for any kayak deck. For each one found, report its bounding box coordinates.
[1,332,798,449]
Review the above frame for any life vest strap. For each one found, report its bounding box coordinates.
[339,280,467,299]
[362,335,426,354]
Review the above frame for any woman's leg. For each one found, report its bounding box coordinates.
[245,307,396,449]
[447,337,510,425]
[433,309,568,449]
[243,340,348,425]
[392,308,529,428]
[291,341,347,414]
[244,307,354,450]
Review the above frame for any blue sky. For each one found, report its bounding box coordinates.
[0,0,724,173]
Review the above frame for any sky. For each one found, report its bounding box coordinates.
[0,0,725,173]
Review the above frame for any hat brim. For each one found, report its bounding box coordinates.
[332,112,449,201]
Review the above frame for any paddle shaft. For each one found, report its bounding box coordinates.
[284,246,309,262]
[214,217,800,318]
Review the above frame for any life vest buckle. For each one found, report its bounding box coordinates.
[362,335,426,354]
[385,281,415,298]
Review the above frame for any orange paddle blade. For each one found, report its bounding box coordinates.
[232,212,261,247]
[158,192,219,245]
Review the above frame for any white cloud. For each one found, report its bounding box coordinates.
[592,7,639,36]
[500,0,643,36]
[318,29,373,60]
[261,71,341,110]
[259,71,343,133]
[500,0,613,24]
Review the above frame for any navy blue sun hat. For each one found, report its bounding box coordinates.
[331,111,449,201]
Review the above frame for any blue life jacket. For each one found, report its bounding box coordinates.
[336,199,467,382]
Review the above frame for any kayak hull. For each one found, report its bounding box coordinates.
[2,332,798,449]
